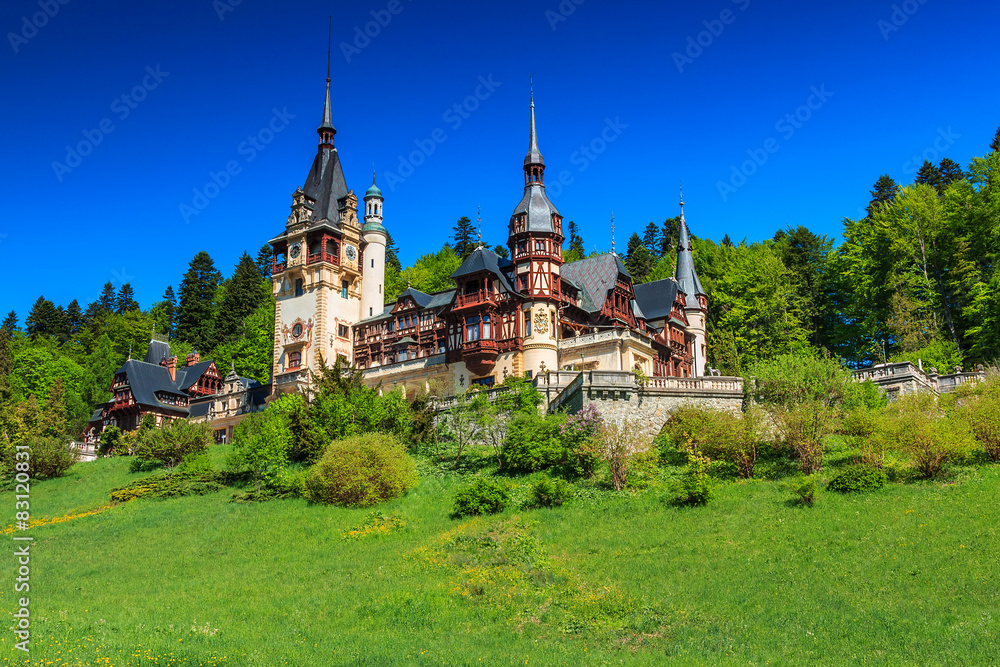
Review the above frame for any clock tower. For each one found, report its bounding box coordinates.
[267,68,371,397]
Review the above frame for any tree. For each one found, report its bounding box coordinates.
[492,244,509,259]
[451,216,477,260]
[773,225,834,350]
[867,174,899,218]
[990,126,1000,153]
[175,251,221,352]
[915,160,943,193]
[660,216,681,256]
[150,286,176,336]
[216,252,268,343]
[98,282,117,313]
[385,232,402,271]
[722,234,734,248]
[254,244,274,280]
[25,297,58,339]
[938,158,965,191]
[115,283,139,314]
[624,233,654,282]
[641,222,661,257]
[1,312,17,333]
[567,220,584,258]
[65,300,82,339]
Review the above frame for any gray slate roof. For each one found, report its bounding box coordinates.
[560,253,630,314]
[511,185,560,234]
[632,278,680,322]
[302,147,348,224]
[143,338,171,365]
[675,217,706,308]
[451,247,518,294]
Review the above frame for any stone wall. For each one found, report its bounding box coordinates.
[852,362,985,399]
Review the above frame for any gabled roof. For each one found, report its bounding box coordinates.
[143,338,171,364]
[176,361,217,392]
[395,287,434,309]
[302,147,348,225]
[511,186,560,234]
[113,360,189,410]
[450,247,518,293]
[561,253,630,314]
[632,278,680,322]
[426,289,457,309]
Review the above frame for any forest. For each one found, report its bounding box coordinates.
[1,128,997,438]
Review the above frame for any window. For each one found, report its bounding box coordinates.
[295,279,304,297]
[550,312,556,335]
[341,280,349,299]
[482,315,491,339]
[288,351,302,369]
[524,311,531,336]
[398,350,408,362]
[535,240,545,252]
[292,323,302,338]
[518,275,528,291]
[371,258,374,268]
[471,376,495,387]
[337,324,348,338]
[525,370,533,380]
[465,316,480,342]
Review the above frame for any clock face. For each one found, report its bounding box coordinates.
[289,243,301,259]
[345,245,357,261]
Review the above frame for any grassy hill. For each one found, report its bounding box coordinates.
[4,446,999,666]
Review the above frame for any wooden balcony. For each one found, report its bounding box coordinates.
[455,290,497,309]
[307,252,340,266]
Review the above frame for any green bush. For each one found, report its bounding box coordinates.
[304,433,417,507]
[529,475,573,508]
[134,419,211,469]
[671,453,713,506]
[964,390,1000,462]
[23,436,79,479]
[886,393,974,478]
[98,426,121,456]
[452,477,510,517]
[229,405,295,487]
[827,465,887,493]
[785,477,816,505]
[110,470,226,503]
[502,412,597,478]
[660,406,760,478]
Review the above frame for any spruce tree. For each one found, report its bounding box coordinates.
[98,282,116,312]
[938,158,965,191]
[915,160,943,193]
[115,284,139,313]
[0,316,13,400]
[567,220,585,257]
[642,222,661,257]
[51,305,69,343]
[492,245,509,259]
[660,216,681,255]
[25,296,57,338]
[385,232,402,271]
[65,300,82,337]
[990,127,1000,153]
[162,286,176,334]
[722,234,734,248]
[217,252,266,343]
[176,251,222,352]
[866,175,899,218]
[451,216,477,259]
[254,244,274,280]
[624,233,654,282]
[1,311,17,332]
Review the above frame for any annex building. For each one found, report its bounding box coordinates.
[266,74,712,400]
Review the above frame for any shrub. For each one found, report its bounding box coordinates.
[672,453,712,506]
[965,391,1000,462]
[98,426,121,456]
[229,407,294,487]
[661,406,760,478]
[24,436,78,479]
[842,406,890,469]
[452,477,510,517]
[827,465,887,493]
[304,433,417,507]
[625,450,661,490]
[110,470,225,503]
[587,419,645,491]
[785,477,816,505]
[135,419,211,469]
[773,401,836,475]
[503,412,597,478]
[530,475,573,507]
[749,352,855,408]
[886,393,974,478]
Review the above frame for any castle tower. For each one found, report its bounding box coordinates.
[507,88,562,378]
[361,173,388,320]
[675,190,709,377]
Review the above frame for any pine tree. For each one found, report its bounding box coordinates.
[0,315,13,400]
[867,175,899,217]
[660,216,681,255]
[217,252,267,343]
[84,334,117,407]
[42,377,68,438]
[159,286,177,335]
[624,233,654,282]
[115,284,139,313]
[938,158,965,191]
[176,251,222,352]
[451,216,477,259]
[65,300,82,337]
[255,244,274,280]
[915,160,943,193]
[25,296,57,338]
[990,127,1000,153]
[642,222,661,257]
[567,220,585,257]
[51,305,69,343]
[492,245,509,259]
[1,311,16,332]
[722,234,734,248]
[98,282,116,312]
[385,232,402,271]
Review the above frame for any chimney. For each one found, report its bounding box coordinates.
[167,356,177,382]
[186,351,200,366]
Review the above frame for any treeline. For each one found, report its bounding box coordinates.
[0,245,276,439]
[390,128,1000,375]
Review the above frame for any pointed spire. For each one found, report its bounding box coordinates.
[675,189,706,307]
[318,17,336,141]
[611,212,616,256]
[477,204,483,247]
[524,76,544,168]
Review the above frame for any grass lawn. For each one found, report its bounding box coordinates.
[3,449,998,666]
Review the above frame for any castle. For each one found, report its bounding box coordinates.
[266,74,711,400]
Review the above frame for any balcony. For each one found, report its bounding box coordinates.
[462,338,499,354]
[455,290,496,309]
[307,251,340,266]
[273,262,286,274]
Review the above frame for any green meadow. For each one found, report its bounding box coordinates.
[4,445,999,667]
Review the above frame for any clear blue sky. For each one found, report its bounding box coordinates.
[2,0,998,321]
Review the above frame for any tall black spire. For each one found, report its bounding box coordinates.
[318,16,336,146]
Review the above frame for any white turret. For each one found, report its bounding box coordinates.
[361,174,388,320]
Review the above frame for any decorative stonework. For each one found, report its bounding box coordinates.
[533,308,549,335]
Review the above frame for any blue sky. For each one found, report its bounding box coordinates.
[2,0,998,320]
